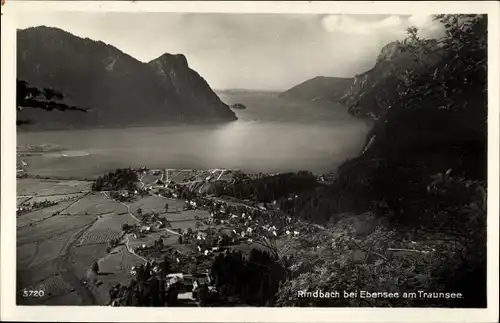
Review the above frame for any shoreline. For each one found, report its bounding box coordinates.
[16,168,336,182]
[17,168,337,183]
[16,118,239,133]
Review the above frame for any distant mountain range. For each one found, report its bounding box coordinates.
[279,76,353,103]
[216,89,280,96]
[17,26,236,129]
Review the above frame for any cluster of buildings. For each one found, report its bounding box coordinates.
[110,259,216,306]
[136,211,171,230]
[16,198,66,216]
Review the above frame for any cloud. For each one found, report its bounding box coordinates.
[321,15,404,35]
[321,14,443,38]
[407,14,443,38]
[408,14,433,28]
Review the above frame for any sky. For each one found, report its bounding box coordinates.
[15,12,443,91]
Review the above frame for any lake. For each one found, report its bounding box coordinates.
[17,92,370,178]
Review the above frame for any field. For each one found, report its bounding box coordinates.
[17,178,92,196]
[128,195,183,214]
[16,176,216,305]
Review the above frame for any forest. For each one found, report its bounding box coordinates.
[203,14,487,307]
[91,168,139,192]
[106,14,487,308]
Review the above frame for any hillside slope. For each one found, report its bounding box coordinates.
[280,76,353,103]
[17,26,236,129]
[340,39,441,119]
[277,15,487,307]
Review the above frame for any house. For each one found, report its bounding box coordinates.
[166,273,185,280]
[197,231,208,240]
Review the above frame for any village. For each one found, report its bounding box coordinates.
[15,162,325,306]
[100,167,320,306]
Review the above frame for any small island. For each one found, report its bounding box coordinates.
[230,103,247,110]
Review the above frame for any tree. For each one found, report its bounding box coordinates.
[122,223,129,232]
[137,208,143,216]
[91,260,99,274]
[188,264,198,275]
[162,256,171,274]
[17,79,87,125]
[198,283,209,306]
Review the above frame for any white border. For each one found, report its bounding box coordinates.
[1,1,499,322]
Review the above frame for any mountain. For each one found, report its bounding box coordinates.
[279,76,353,103]
[17,26,236,129]
[281,16,487,308]
[340,40,441,119]
[215,89,280,96]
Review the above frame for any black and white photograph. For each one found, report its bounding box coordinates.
[1,1,499,321]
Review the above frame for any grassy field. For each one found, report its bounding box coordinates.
[16,176,217,305]
[17,178,92,196]
[128,195,183,214]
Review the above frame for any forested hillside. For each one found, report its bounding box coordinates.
[276,14,487,307]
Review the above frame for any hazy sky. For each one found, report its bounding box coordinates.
[16,12,443,91]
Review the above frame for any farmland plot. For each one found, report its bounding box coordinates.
[165,209,210,222]
[141,174,162,187]
[27,230,77,268]
[21,275,75,302]
[17,260,61,292]
[78,228,123,246]
[17,214,96,246]
[17,196,33,206]
[128,195,181,214]
[63,193,127,216]
[17,201,74,228]
[28,193,85,205]
[17,178,92,196]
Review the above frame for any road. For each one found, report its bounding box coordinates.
[101,191,181,264]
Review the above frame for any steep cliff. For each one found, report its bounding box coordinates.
[17,26,236,129]
[341,40,441,120]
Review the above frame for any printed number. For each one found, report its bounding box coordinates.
[22,289,45,297]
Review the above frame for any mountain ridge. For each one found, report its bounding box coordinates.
[280,76,353,103]
[17,26,236,129]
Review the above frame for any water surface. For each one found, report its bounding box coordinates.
[17,93,370,178]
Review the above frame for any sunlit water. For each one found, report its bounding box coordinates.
[17,93,370,178]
